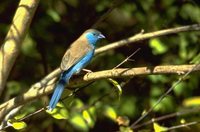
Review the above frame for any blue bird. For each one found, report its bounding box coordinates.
[48,29,105,111]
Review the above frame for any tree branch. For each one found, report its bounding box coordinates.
[28,24,200,87]
[95,24,200,54]
[0,64,199,122]
[82,64,200,81]
[0,23,199,122]
[0,0,40,96]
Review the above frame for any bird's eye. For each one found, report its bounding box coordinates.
[92,33,96,36]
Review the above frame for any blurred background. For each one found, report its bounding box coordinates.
[0,0,200,131]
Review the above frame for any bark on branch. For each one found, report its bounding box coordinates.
[0,0,40,96]
[0,64,199,122]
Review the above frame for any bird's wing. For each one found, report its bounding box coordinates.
[60,40,93,71]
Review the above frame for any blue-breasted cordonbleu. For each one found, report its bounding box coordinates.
[48,29,105,111]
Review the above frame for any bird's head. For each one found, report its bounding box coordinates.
[84,29,105,46]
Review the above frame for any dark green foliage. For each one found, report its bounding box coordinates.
[1,0,200,131]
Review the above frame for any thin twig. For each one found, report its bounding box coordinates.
[130,64,200,129]
[113,48,140,69]
[166,121,200,131]
[133,107,200,129]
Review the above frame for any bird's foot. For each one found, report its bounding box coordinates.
[82,69,93,73]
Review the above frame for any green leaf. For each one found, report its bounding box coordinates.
[153,122,168,132]
[46,102,69,119]
[183,96,200,107]
[47,9,61,22]
[82,109,95,127]
[149,38,168,55]
[108,78,122,100]
[103,106,117,121]
[69,113,89,131]
[10,121,27,130]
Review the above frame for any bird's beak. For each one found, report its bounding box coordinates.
[98,34,105,39]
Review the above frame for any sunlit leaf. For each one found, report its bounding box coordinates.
[69,113,89,131]
[153,122,168,132]
[46,102,69,119]
[183,96,200,107]
[10,121,27,130]
[103,106,117,121]
[149,38,168,55]
[82,110,94,127]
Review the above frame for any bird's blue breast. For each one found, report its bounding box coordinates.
[61,50,94,81]
[73,50,94,73]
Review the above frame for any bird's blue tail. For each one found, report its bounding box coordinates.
[48,70,73,111]
[48,79,66,111]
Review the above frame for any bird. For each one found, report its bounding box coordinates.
[48,29,105,111]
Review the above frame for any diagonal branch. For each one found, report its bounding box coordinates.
[0,0,40,96]
[0,64,199,122]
